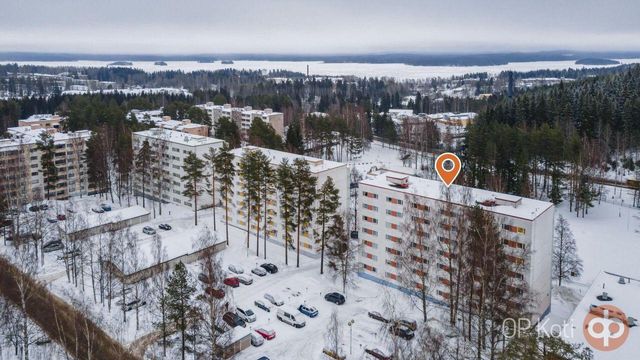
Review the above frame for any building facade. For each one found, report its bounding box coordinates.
[199,103,285,138]
[225,146,349,256]
[0,125,91,205]
[132,128,225,209]
[357,169,554,320]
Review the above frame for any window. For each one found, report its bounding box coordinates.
[364,252,378,261]
[385,272,398,280]
[386,209,402,217]
[363,240,378,248]
[385,222,398,230]
[502,224,526,234]
[385,234,401,243]
[363,264,377,272]
[503,239,526,249]
[362,203,378,211]
[362,215,378,224]
[385,247,401,256]
[363,191,378,199]
[362,227,378,236]
[412,203,429,211]
[385,259,398,268]
[386,196,403,205]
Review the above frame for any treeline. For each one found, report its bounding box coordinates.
[465,64,640,214]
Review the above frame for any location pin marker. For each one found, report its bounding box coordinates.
[435,152,462,187]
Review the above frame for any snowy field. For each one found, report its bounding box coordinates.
[2,59,640,80]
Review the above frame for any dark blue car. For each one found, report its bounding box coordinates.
[298,304,319,317]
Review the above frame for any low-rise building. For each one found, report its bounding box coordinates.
[132,128,225,209]
[226,146,349,256]
[357,169,554,320]
[17,114,63,130]
[0,125,92,204]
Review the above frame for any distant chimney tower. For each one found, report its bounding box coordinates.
[307,64,309,77]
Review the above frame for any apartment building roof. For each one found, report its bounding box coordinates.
[1,126,91,151]
[133,128,224,147]
[562,271,640,359]
[230,146,346,174]
[360,169,553,221]
[20,114,63,123]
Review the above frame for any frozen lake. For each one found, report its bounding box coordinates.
[2,59,640,80]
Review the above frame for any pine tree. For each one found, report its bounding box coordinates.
[277,158,297,265]
[164,262,197,360]
[293,158,317,267]
[36,132,57,200]
[203,147,218,232]
[259,154,276,259]
[249,118,283,150]
[214,145,235,245]
[181,152,205,226]
[326,214,359,293]
[252,151,270,257]
[316,177,340,274]
[285,118,305,154]
[552,215,583,286]
[213,117,241,148]
[239,149,262,249]
[135,139,151,208]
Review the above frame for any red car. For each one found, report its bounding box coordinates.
[223,277,239,288]
[57,214,66,221]
[205,287,225,299]
[255,327,276,340]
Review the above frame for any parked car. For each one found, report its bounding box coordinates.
[255,327,276,340]
[42,240,64,253]
[224,277,240,288]
[119,299,147,312]
[276,308,306,328]
[368,311,389,323]
[237,274,253,285]
[350,230,359,239]
[222,312,246,328]
[393,319,417,331]
[91,207,105,214]
[158,223,172,230]
[56,214,66,221]
[257,357,271,360]
[254,299,272,313]
[250,332,264,347]
[39,204,49,211]
[142,226,156,235]
[264,293,284,306]
[365,348,392,360]
[236,307,257,323]
[260,263,278,274]
[298,304,319,318]
[390,323,415,340]
[46,217,58,224]
[251,267,267,276]
[324,292,346,305]
[28,205,39,212]
[100,203,112,211]
[227,264,244,274]
[204,287,225,299]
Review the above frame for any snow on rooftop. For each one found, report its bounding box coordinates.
[20,114,61,122]
[67,206,150,233]
[1,127,91,150]
[134,128,223,147]
[562,271,640,359]
[230,146,346,174]
[360,169,553,221]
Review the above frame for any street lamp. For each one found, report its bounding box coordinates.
[347,319,355,355]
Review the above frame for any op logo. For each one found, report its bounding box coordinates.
[583,304,629,351]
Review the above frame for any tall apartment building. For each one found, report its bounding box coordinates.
[199,103,285,138]
[132,128,225,209]
[225,146,349,256]
[0,125,91,204]
[357,169,554,320]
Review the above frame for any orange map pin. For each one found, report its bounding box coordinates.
[435,152,461,187]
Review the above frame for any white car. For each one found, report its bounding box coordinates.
[250,332,264,347]
[236,307,257,323]
[228,264,244,274]
[254,299,273,312]
[142,226,156,235]
[264,292,284,306]
[251,267,267,276]
[237,274,253,285]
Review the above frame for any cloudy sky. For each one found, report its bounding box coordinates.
[1,0,639,54]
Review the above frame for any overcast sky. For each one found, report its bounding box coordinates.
[1,0,639,54]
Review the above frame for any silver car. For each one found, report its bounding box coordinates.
[143,226,156,235]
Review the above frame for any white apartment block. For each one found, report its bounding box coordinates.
[357,169,554,320]
[199,103,285,138]
[226,146,349,256]
[132,128,225,209]
[0,125,91,204]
